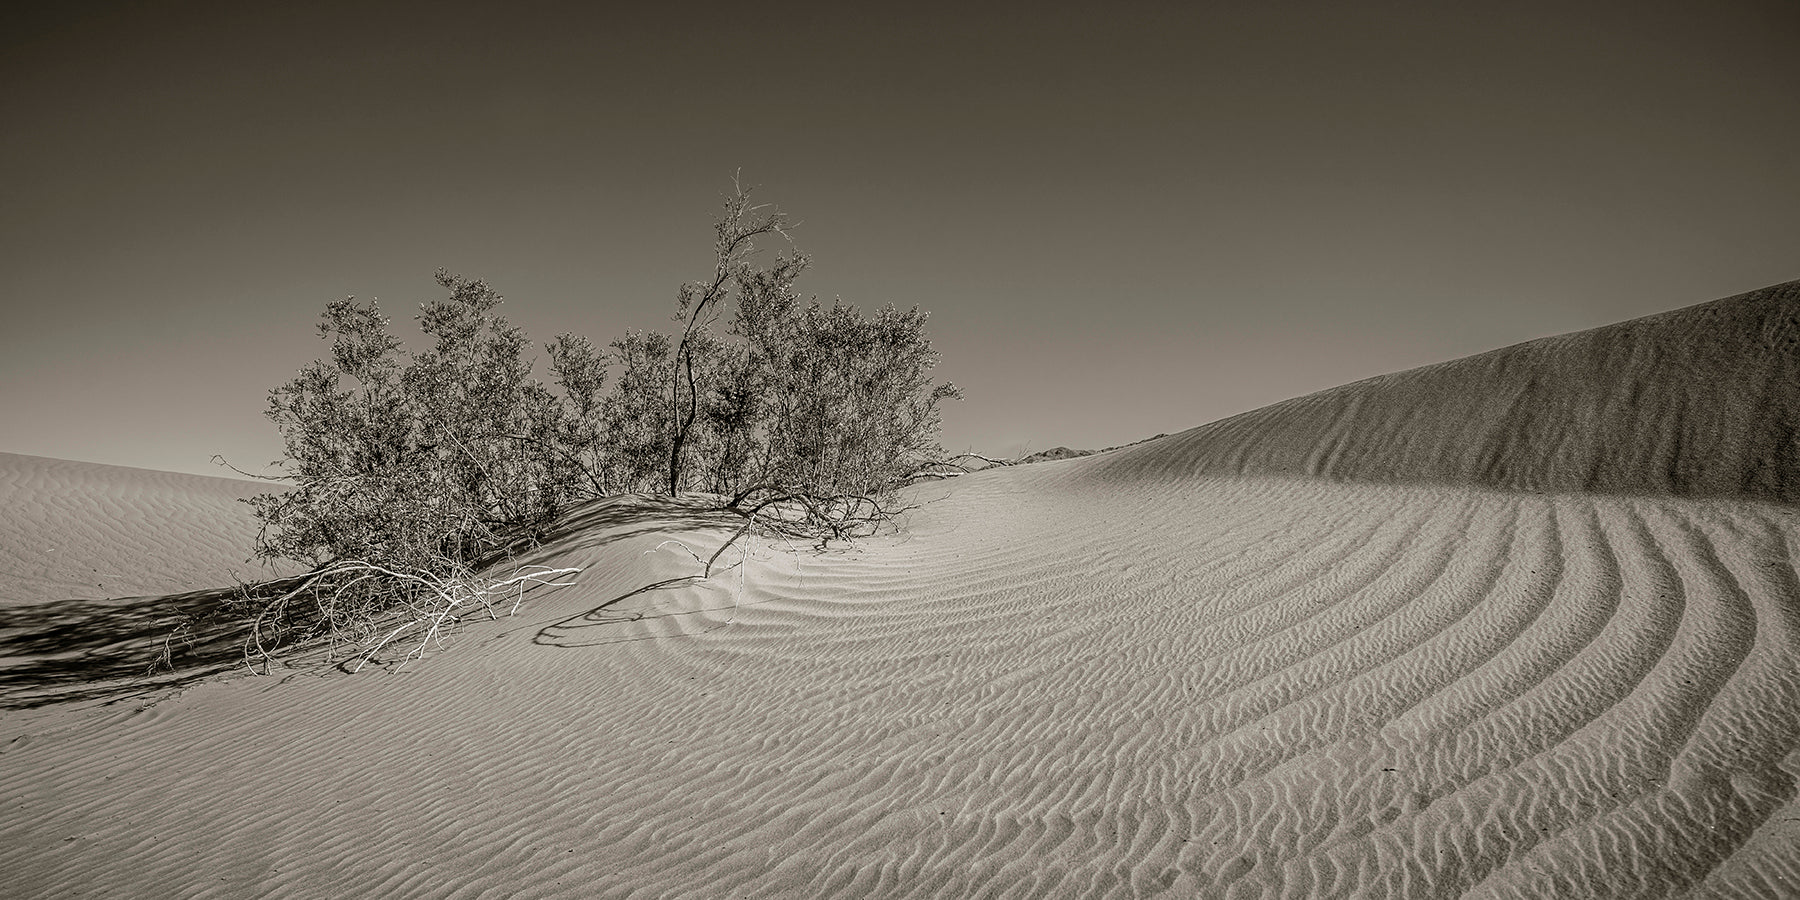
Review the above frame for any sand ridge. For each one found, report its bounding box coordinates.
[1084,280,1800,503]
[1,280,1798,897]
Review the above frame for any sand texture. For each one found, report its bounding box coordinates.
[0,452,288,607]
[2,282,1798,898]
[0,453,300,705]
[1093,281,1800,503]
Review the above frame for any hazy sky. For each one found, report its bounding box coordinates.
[4,0,1797,478]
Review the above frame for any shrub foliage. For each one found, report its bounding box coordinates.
[237,181,959,663]
[248,271,602,574]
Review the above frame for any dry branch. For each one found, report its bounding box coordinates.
[226,559,579,675]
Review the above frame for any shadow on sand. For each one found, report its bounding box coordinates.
[0,494,746,709]
[0,582,280,709]
[531,562,751,649]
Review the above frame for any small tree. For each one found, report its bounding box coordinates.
[667,178,800,496]
[650,178,962,544]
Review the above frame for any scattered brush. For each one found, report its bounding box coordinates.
[901,452,1017,482]
[226,557,579,675]
[710,484,913,568]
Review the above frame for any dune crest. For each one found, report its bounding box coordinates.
[1090,280,1800,503]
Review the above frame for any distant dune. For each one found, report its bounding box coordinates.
[1015,433,1172,466]
[1,282,1797,898]
[1018,445,1093,463]
[0,452,289,607]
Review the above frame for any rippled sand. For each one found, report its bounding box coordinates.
[2,281,1797,897]
[0,452,285,607]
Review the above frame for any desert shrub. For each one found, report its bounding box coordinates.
[735,296,961,497]
[240,271,604,660]
[544,331,610,497]
[659,181,961,512]
[597,329,677,494]
[229,177,959,669]
[250,270,604,570]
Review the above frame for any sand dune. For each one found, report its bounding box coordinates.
[1089,280,1800,503]
[2,282,1797,897]
[0,452,289,607]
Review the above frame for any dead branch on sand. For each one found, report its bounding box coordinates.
[228,559,579,675]
[901,453,1017,481]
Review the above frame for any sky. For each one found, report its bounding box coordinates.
[3,0,1797,479]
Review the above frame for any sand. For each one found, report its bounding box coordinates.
[0,453,301,706]
[1,281,1797,898]
[0,452,289,608]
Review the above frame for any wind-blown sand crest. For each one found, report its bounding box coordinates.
[1090,280,1800,502]
[1,282,1797,897]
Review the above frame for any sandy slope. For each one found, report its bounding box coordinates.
[0,452,288,607]
[2,282,1798,898]
[1099,280,1800,503]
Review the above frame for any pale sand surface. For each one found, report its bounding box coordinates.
[0,452,289,607]
[1,282,1798,897]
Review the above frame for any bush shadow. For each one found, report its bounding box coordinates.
[0,494,750,708]
[0,579,300,709]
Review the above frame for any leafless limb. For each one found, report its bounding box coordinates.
[900,452,1017,481]
[211,454,290,481]
[222,558,579,675]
